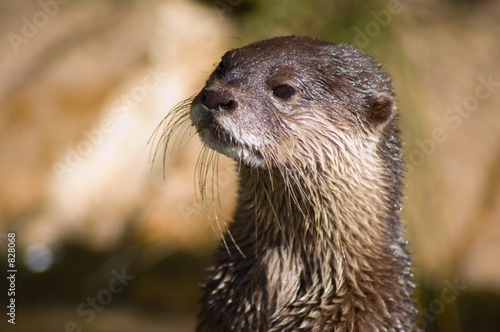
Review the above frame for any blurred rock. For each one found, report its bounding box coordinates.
[0,0,237,251]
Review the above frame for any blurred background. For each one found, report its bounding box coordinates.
[1,0,499,331]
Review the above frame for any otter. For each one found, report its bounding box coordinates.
[155,36,419,331]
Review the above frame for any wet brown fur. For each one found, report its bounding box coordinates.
[152,36,419,331]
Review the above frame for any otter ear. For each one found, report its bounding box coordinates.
[366,92,396,130]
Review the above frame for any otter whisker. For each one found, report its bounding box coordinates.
[197,145,213,209]
[259,170,291,249]
[195,145,208,205]
[196,147,222,237]
[195,144,241,257]
[288,171,317,232]
[148,96,194,178]
[220,142,246,258]
[206,149,231,254]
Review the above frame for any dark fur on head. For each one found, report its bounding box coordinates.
[152,36,419,331]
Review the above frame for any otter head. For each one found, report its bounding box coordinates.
[190,36,397,171]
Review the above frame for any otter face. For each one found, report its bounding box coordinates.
[189,36,396,170]
[189,56,297,169]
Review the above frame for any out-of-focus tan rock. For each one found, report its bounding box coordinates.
[0,0,237,250]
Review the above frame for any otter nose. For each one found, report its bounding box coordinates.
[201,89,238,112]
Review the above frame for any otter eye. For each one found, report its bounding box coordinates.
[273,85,295,100]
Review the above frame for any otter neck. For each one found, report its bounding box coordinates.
[227,161,408,328]
[232,164,391,257]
